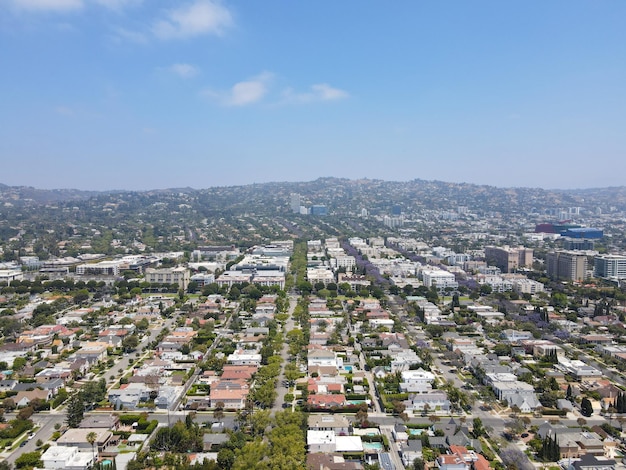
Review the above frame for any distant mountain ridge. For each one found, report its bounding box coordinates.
[1,178,626,212]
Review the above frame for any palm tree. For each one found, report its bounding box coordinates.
[86,431,97,466]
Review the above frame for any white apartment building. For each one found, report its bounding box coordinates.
[511,278,545,294]
[332,255,356,271]
[0,269,23,283]
[594,254,626,280]
[144,267,190,289]
[421,268,458,289]
[307,267,336,285]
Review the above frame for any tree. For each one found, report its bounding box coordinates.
[217,448,235,469]
[66,392,84,428]
[472,417,485,438]
[17,407,34,421]
[505,417,526,438]
[213,401,225,422]
[122,334,139,353]
[249,409,271,437]
[87,431,97,463]
[500,448,534,470]
[413,458,425,470]
[12,356,27,371]
[232,440,271,470]
[581,397,593,417]
[428,415,440,424]
[15,451,42,469]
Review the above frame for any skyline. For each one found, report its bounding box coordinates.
[1,1,625,191]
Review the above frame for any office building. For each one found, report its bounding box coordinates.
[290,193,301,214]
[594,254,626,280]
[546,251,587,282]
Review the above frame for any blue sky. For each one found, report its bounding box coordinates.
[1,1,625,190]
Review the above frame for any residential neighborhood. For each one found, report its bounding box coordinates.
[1,180,626,470]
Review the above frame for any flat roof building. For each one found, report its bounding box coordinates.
[484,246,533,273]
[594,254,626,280]
[546,250,587,282]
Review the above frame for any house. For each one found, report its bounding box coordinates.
[404,391,451,414]
[576,432,605,456]
[220,365,258,381]
[401,439,423,467]
[307,430,363,454]
[501,329,533,343]
[39,378,65,397]
[74,342,109,363]
[41,445,94,470]
[79,414,120,430]
[307,394,346,409]
[390,349,422,372]
[571,455,616,470]
[15,389,52,407]
[400,368,435,393]
[308,414,351,435]
[306,453,364,470]
[557,399,574,412]
[308,430,337,454]
[56,428,115,453]
[308,349,342,370]
[209,387,249,410]
[0,380,17,392]
[36,368,72,384]
[392,423,409,444]
[486,373,541,411]
[226,350,262,366]
[437,454,470,470]
[108,382,150,410]
[203,433,229,451]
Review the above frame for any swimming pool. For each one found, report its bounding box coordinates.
[363,442,384,452]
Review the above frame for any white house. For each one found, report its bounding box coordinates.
[307,349,343,370]
[400,368,435,393]
[41,446,94,470]
[404,391,451,414]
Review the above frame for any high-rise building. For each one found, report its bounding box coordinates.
[290,193,301,213]
[594,254,626,280]
[484,246,533,273]
[310,205,328,216]
[546,251,587,281]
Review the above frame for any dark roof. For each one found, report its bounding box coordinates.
[12,383,42,392]
[573,454,616,470]
[405,439,423,451]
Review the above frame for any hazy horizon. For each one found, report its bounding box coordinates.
[0,175,621,193]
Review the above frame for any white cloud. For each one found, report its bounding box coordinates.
[152,0,232,40]
[282,83,349,104]
[9,0,83,12]
[111,26,148,44]
[93,0,141,11]
[311,83,349,101]
[203,72,272,107]
[169,63,199,79]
